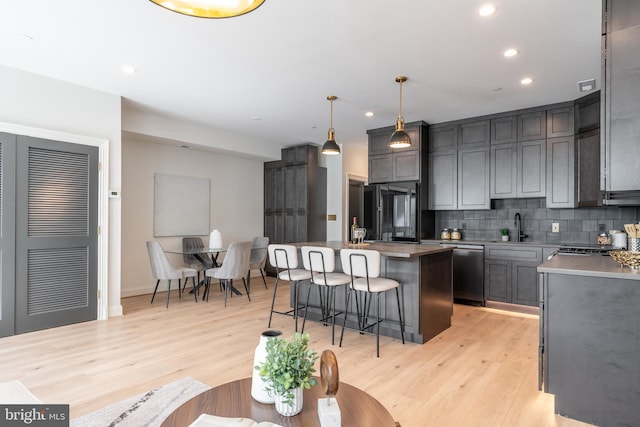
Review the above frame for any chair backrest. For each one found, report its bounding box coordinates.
[250,236,269,268]
[268,244,299,270]
[214,241,251,280]
[340,249,381,279]
[147,241,182,280]
[301,246,336,273]
[182,237,205,264]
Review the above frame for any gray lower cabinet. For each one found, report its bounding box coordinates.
[484,245,543,307]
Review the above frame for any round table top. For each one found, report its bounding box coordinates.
[161,377,397,427]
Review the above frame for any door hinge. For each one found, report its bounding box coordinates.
[97,226,101,235]
[98,162,102,172]
[97,289,101,299]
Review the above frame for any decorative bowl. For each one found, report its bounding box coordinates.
[609,250,640,269]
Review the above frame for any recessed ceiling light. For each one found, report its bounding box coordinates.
[251,116,262,121]
[19,33,34,42]
[365,111,374,117]
[478,4,496,16]
[122,65,137,74]
[503,49,519,57]
[520,77,534,85]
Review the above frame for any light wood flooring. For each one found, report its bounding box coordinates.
[0,277,591,427]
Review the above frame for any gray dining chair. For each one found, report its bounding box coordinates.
[182,236,213,295]
[339,248,405,357]
[247,236,269,291]
[204,241,251,306]
[147,241,198,307]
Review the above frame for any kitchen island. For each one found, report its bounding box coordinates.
[537,254,640,427]
[292,241,453,344]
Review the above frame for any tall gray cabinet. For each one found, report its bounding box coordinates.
[264,144,327,247]
[601,0,640,199]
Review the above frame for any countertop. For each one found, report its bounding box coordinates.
[537,254,640,280]
[295,241,452,259]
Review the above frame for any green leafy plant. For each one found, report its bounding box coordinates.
[500,228,509,236]
[256,333,319,405]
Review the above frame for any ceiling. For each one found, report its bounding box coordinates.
[0,1,602,152]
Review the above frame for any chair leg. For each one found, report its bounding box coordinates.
[166,280,171,308]
[339,288,352,348]
[268,277,279,327]
[301,282,314,334]
[260,268,268,289]
[151,279,160,304]
[396,287,405,345]
[191,277,198,303]
[178,279,182,299]
[223,279,229,307]
[204,277,210,301]
[242,277,251,302]
[376,292,381,357]
[294,281,300,332]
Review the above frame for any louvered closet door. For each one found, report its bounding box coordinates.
[0,133,16,338]
[15,136,98,334]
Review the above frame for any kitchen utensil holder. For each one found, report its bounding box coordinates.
[628,237,640,252]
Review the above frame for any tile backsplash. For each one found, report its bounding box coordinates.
[434,198,639,245]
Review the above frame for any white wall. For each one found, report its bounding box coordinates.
[121,135,265,296]
[0,64,123,317]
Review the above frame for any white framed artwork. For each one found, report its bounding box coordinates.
[153,173,210,236]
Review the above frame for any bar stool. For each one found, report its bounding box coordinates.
[267,244,311,331]
[339,248,405,357]
[300,246,351,344]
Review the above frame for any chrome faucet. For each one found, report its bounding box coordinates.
[514,212,528,242]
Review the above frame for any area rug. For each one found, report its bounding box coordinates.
[71,376,210,427]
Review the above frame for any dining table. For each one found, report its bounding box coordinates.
[165,246,243,296]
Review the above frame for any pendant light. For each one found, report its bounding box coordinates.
[389,76,412,149]
[149,0,265,19]
[321,96,341,155]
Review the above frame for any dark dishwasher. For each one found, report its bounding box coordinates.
[441,243,484,306]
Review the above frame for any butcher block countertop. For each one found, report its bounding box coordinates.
[295,241,452,259]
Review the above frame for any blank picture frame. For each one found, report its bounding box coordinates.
[154,174,210,236]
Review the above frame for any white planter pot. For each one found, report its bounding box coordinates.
[251,330,282,404]
[501,235,509,241]
[274,386,303,416]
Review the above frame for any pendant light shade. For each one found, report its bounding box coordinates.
[322,96,341,155]
[149,0,265,19]
[389,76,412,149]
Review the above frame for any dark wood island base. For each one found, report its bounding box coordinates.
[291,242,453,344]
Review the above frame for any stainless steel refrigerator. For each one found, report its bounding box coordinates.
[363,181,421,242]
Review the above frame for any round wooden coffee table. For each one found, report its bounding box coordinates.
[161,377,397,426]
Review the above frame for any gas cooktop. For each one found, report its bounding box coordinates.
[556,245,614,255]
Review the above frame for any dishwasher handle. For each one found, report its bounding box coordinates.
[440,243,484,251]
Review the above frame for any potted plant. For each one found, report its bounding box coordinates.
[500,228,510,241]
[256,332,319,416]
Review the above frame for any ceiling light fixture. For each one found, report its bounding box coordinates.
[503,48,519,57]
[520,77,533,85]
[478,4,496,16]
[389,76,411,149]
[321,96,341,155]
[149,0,265,19]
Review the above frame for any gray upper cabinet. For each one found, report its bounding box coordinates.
[518,139,546,198]
[428,150,457,210]
[459,120,490,148]
[602,0,640,193]
[458,146,490,209]
[575,91,601,134]
[518,111,546,141]
[577,129,602,206]
[546,136,576,208]
[491,116,518,144]
[429,124,457,152]
[429,120,490,210]
[547,105,574,138]
[367,121,426,184]
[491,143,517,198]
